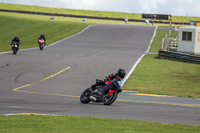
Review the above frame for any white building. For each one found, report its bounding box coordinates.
[177,26,200,54]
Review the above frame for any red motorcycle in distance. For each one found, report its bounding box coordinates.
[38,38,45,50]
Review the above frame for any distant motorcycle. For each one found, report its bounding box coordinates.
[11,41,19,55]
[80,78,122,105]
[38,38,45,50]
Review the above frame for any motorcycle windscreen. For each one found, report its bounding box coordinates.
[12,41,18,46]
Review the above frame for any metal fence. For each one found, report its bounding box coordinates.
[158,50,200,64]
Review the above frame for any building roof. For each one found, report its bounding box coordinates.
[179,26,200,30]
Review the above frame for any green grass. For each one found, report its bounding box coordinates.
[0,12,93,52]
[124,30,200,97]
[0,3,190,28]
[124,54,200,97]
[1,3,200,23]
[0,115,199,133]
[0,3,145,20]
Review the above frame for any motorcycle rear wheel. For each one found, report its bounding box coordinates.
[80,88,91,103]
[103,91,118,105]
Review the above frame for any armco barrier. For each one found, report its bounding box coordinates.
[0,9,189,25]
[158,50,200,64]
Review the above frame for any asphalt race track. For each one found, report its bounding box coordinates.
[0,24,200,126]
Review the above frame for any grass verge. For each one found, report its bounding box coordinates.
[124,54,200,97]
[0,115,199,133]
[1,3,200,23]
[124,30,200,98]
[0,12,92,52]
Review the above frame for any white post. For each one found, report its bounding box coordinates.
[169,15,172,38]
[168,15,172,51]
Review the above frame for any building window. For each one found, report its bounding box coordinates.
[182,32,192,41]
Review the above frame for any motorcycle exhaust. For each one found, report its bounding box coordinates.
[90,96,96,102]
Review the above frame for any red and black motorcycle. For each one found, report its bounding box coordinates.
[80,78,122,105]
[38,38,45,50]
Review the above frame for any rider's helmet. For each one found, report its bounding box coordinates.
[41,33,44,38]
[117,69,126,79]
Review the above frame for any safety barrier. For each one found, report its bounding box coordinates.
[158,50,200,64]
[0,9,189,25]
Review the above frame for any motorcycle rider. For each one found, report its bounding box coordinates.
[90,69,126,92]
[38,33,46,45]
[11,35,20,47]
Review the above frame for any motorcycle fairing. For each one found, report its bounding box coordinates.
[109,90,117,96]
[98,84,113,95]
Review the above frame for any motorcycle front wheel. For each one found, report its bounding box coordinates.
[80,88,91,103]
[13,48,17,55]
[39,45,44,50]
[102,91,118,105]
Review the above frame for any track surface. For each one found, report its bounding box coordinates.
[0,24,200,126]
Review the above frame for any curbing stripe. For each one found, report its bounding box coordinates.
[117,99,200,108]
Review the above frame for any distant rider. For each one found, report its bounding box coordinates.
[11,35,20,47]
[125,17,128,24]
[90,69,126,92]
[38,33,46,45]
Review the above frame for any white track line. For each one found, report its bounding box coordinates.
[122,26,158,86]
